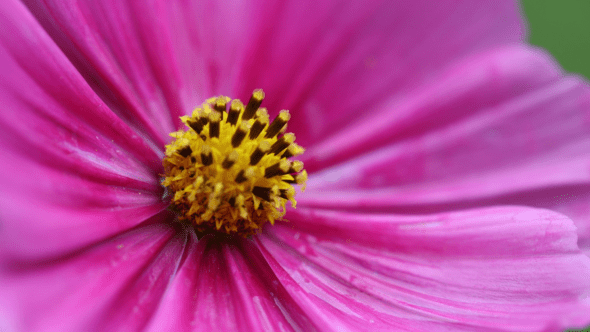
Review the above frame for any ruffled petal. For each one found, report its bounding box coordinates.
[0,223,186,332]
[257,207,590,331]
[302,45,590,246]
[145,234,317,332]
[233,0,524,147]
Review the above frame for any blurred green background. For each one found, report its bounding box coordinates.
[522,2,589,331]
[522,0,590,80]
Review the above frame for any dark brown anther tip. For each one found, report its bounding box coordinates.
[243,89,265,121]
[178,145,192,157]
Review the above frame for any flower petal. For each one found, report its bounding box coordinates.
[0,0,168,251]
[21,0,524,149]
[0,223,186,332]
[302,45,590,246]
[22,0,192,145]
[259,207,590,331]
[233,0,524,147]
[302,45,568,172]
[145,234,317,332]
[0,0,163,181]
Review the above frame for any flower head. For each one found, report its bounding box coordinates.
[162,90,306,236]
[1,0,590,331]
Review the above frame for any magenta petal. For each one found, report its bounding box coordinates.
[234,0,523,147]
[22,0,191,145]
[0,0,168,250]
[258,207,590,330]
[305,46,588,192]
[145,235,316,331]
[302,45,567,172]
[0,0,163,180]
[301,45,590,246]
[22,1,524,149]
[0,223,185,332]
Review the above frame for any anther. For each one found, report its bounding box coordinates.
[188,118,206,134]
[231,122,250,147]
[210,183,223,204]
[243,89,265,120]
[203,183,224,221]
[222,151,238,169]
[208,111,221,138]
[188,176,204,201]
[178,145,192,158]
[200,145,213,166]
[284,170,307,185]
[249,108,269,140]
[264,160,291,178]
[188,109,208,134]
[270,133,295,155]
[281,143,305,158]
[193,176,204,189]
[279,187,295,200]
[265,110,290,138]
[289,160,304,173]
[250,140,271,165]
[235,194,247,218]
[227,100,243,126]
[252,186,276,201]
[235,167,255,183]
[214,97,227,113]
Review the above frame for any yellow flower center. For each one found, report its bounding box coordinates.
[162,90,307,236]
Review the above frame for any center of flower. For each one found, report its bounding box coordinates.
[162,90,307,236]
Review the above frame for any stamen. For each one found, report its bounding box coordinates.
[178,145,192,158]
[214,97,227,113]
[243,89,265,120]
[162,90,306,236]
[250,140,271,165]
[289,160,304,173]
[208,111,221,138]
[279,187,295,200]
[203,183,224,221]
[252,186,277,201]
[188,118,205,134]
[265,160,291,178]
[281,143,305,158]
[201,145,213,166]
[222,151,238,169]
[231,122,249,148]
[249,108,269,140]
[235,194,247,218]
[265,110,290,138]
[270,133,295,155]
[235,167,255,183]
[227,100,243,126]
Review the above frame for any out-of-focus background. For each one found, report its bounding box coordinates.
[522,2,590,331]
[522,0,590,80]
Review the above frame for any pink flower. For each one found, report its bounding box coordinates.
[1,0,590,331]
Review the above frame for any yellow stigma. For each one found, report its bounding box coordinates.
[162,90,306,236]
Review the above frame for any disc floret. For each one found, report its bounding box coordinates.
[162,90,307,236]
